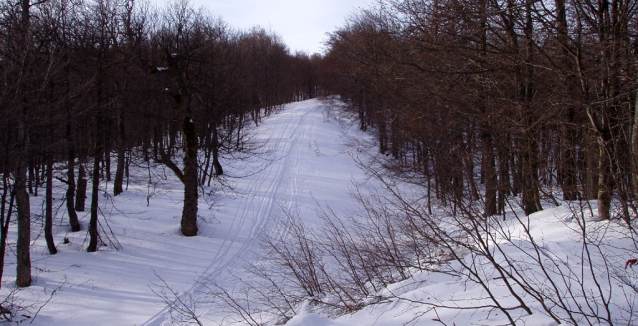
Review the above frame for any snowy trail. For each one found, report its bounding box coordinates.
[143,101,319,326]
[10,98,363,326]
[14,98,637,326]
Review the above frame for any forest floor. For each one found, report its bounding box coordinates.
[2,98,377,325]
[1,98,637,325]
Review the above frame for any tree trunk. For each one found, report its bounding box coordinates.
[236,113,243,149]
[390,115,399,159]
[358,97,366,131]
[0,172,15,289]
[114,145,125,196]
[511,152,521,197]
[200,132,211,186]
[378,114,387,154]
[125,150,130,191]
[598,142,612,220]
[497,151,510,216]
[28,160,34,195]
[212,125,223,176]
[181,116,199,237]
[586,103,615,220]
[521,135,542,216]
[15,165,31,287]
[76,164,87,212]
[521,1,542,216]
[45,154,57,255]
[87,155,100,252]
[466,153,480,201]
[34,160,40,196]
[560,123,579,200]
[15,0,32,287]
[88,66,105,251]
[632,90,638,194]
[66,118,80,231]
[113,88,125,195]
[555,0,579,201]
[586,135,599,200]
[104,143,111,182]
[482,130,497,217]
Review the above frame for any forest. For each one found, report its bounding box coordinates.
[307,0,638,324]
[320,0,638,222]
[0,0,319,287]
[1,0,638,324]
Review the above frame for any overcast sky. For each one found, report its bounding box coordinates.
[154,0,372,55]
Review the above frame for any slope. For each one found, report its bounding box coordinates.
[0,98,372,325]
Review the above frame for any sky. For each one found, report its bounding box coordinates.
[158,0,373,55]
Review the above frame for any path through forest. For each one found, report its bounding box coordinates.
[143,98,362,325]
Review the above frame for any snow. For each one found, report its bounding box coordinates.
[1,99,373,325]
[2,98,637,325]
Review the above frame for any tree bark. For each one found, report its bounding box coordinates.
[66,118,80,231]
[482,130,497,217]
[211,125,223,176]
[104,142,111,182]
[560,124,579,200]
[555,0,579,201]
[75,164,87,212]
[28,160,34,195]
[88,61,105,252]
[88,155,100,252]
[15,165,31,287]
[0,172,15,289]
[113,101,126,197]
[521,1,542,216]
[114,146,125,196]
[632,90,638,194]
[45,154,57,255]
[598,141,613,220]
[521,136,543,216]
[181,115,198,236]
[585,134,599,200]
[497,147,510,216]
[15,0,32,288]
[586,103,614,220]
[88,106,103,251]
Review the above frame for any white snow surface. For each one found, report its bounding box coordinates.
[2,99,373,325]
[2,98,637,325]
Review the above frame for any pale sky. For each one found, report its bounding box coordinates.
[160,0,372,55]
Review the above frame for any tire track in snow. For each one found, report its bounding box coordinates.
[143,102,317,326]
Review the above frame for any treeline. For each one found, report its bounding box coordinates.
[229,2,638,323]
[320,0,638,221]
[0,0,319,288]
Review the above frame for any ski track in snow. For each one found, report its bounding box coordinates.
[143,101,317,326]
[8,99,634,326]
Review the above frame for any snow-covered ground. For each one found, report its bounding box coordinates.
[2,98,637,325]
[1,98,376,325]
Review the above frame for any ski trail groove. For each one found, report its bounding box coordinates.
[143,103,316,326]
